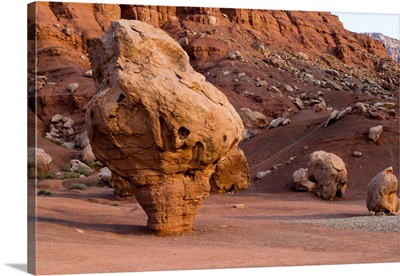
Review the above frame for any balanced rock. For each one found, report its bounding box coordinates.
[87,20,247,234]
[238,108,268,128]
[308,150,347,200]
[366,167,399,215]
[27,148,52,179]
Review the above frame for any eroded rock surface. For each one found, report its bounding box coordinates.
[308,150,347,200]
[87,20,247,234]
[366,167,399,215]
[209,147,250,193]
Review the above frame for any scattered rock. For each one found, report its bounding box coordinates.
[62,142,75,149]
[67,83,79,92]
[268,117,284,129]
[62,28,74,36]
[242,128,257,141]
[27,148,52,179]
[284,84,294,92]
[70,159,94,175]
[352,151,362,157]
[227,50,242,60]
[97,167,112,182]
[256,170,272,179]
[292,97,304,110]
[369,125,383,142]
[75,130,90,149]
[84,70,93,78]
[366,167,399,215]
[232,204,245,209]
[238,108,268,128]
[308,150,347,200]
[293,168,316,192]
[51,114,63,123]
[63,117,75,128]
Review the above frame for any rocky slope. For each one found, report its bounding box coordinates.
[28,2,399,199]
[362,32,400,62]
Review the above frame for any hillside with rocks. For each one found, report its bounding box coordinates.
[28,2,399,274]
[363,32,400,62]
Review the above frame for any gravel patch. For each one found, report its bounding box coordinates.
[286,216,399,233]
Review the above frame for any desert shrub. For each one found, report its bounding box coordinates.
[62,162,71,172]
[75,166,93,177]
[68,183,87,190]
[61,171,81,179]
[38,171,56,180]
[37,189,52,196]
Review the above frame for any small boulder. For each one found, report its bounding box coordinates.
[84,70,93,78]
[369,125,383,142]
[366,167,399,215]
[292,97,304,110]
[308,150,347,200]
[284,85,294,92]
[293,168,316,191]
[256,170,271,180]
[27,148,52,179]
[97,167,112,182]
[238,108,268,128]
[51,114,63,123]
[62,142,75,149]
[209,147,250,193]
[67,83,79,92]
[75,131,90,149]
[82,144,96,164]
[70,159,94,175]
[268,117,284,129]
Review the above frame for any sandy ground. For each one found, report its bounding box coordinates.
[33,183,399,275]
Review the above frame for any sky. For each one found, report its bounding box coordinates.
[332,12,400,39]
[0,1,399,276]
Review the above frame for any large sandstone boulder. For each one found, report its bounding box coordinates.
[366,167,399,215]
[308,151,347,200]
[27,148,52,179]
[87,20,248,234]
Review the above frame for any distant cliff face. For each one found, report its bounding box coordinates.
[362,32,400,62]
[28,2,399,127]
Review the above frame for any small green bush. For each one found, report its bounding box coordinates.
[38,171,56,180]
[61,172,81,179]
[37,189,52,196]
[68,183,87,190]
[75,166,93,177]
[62,162,71,172]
